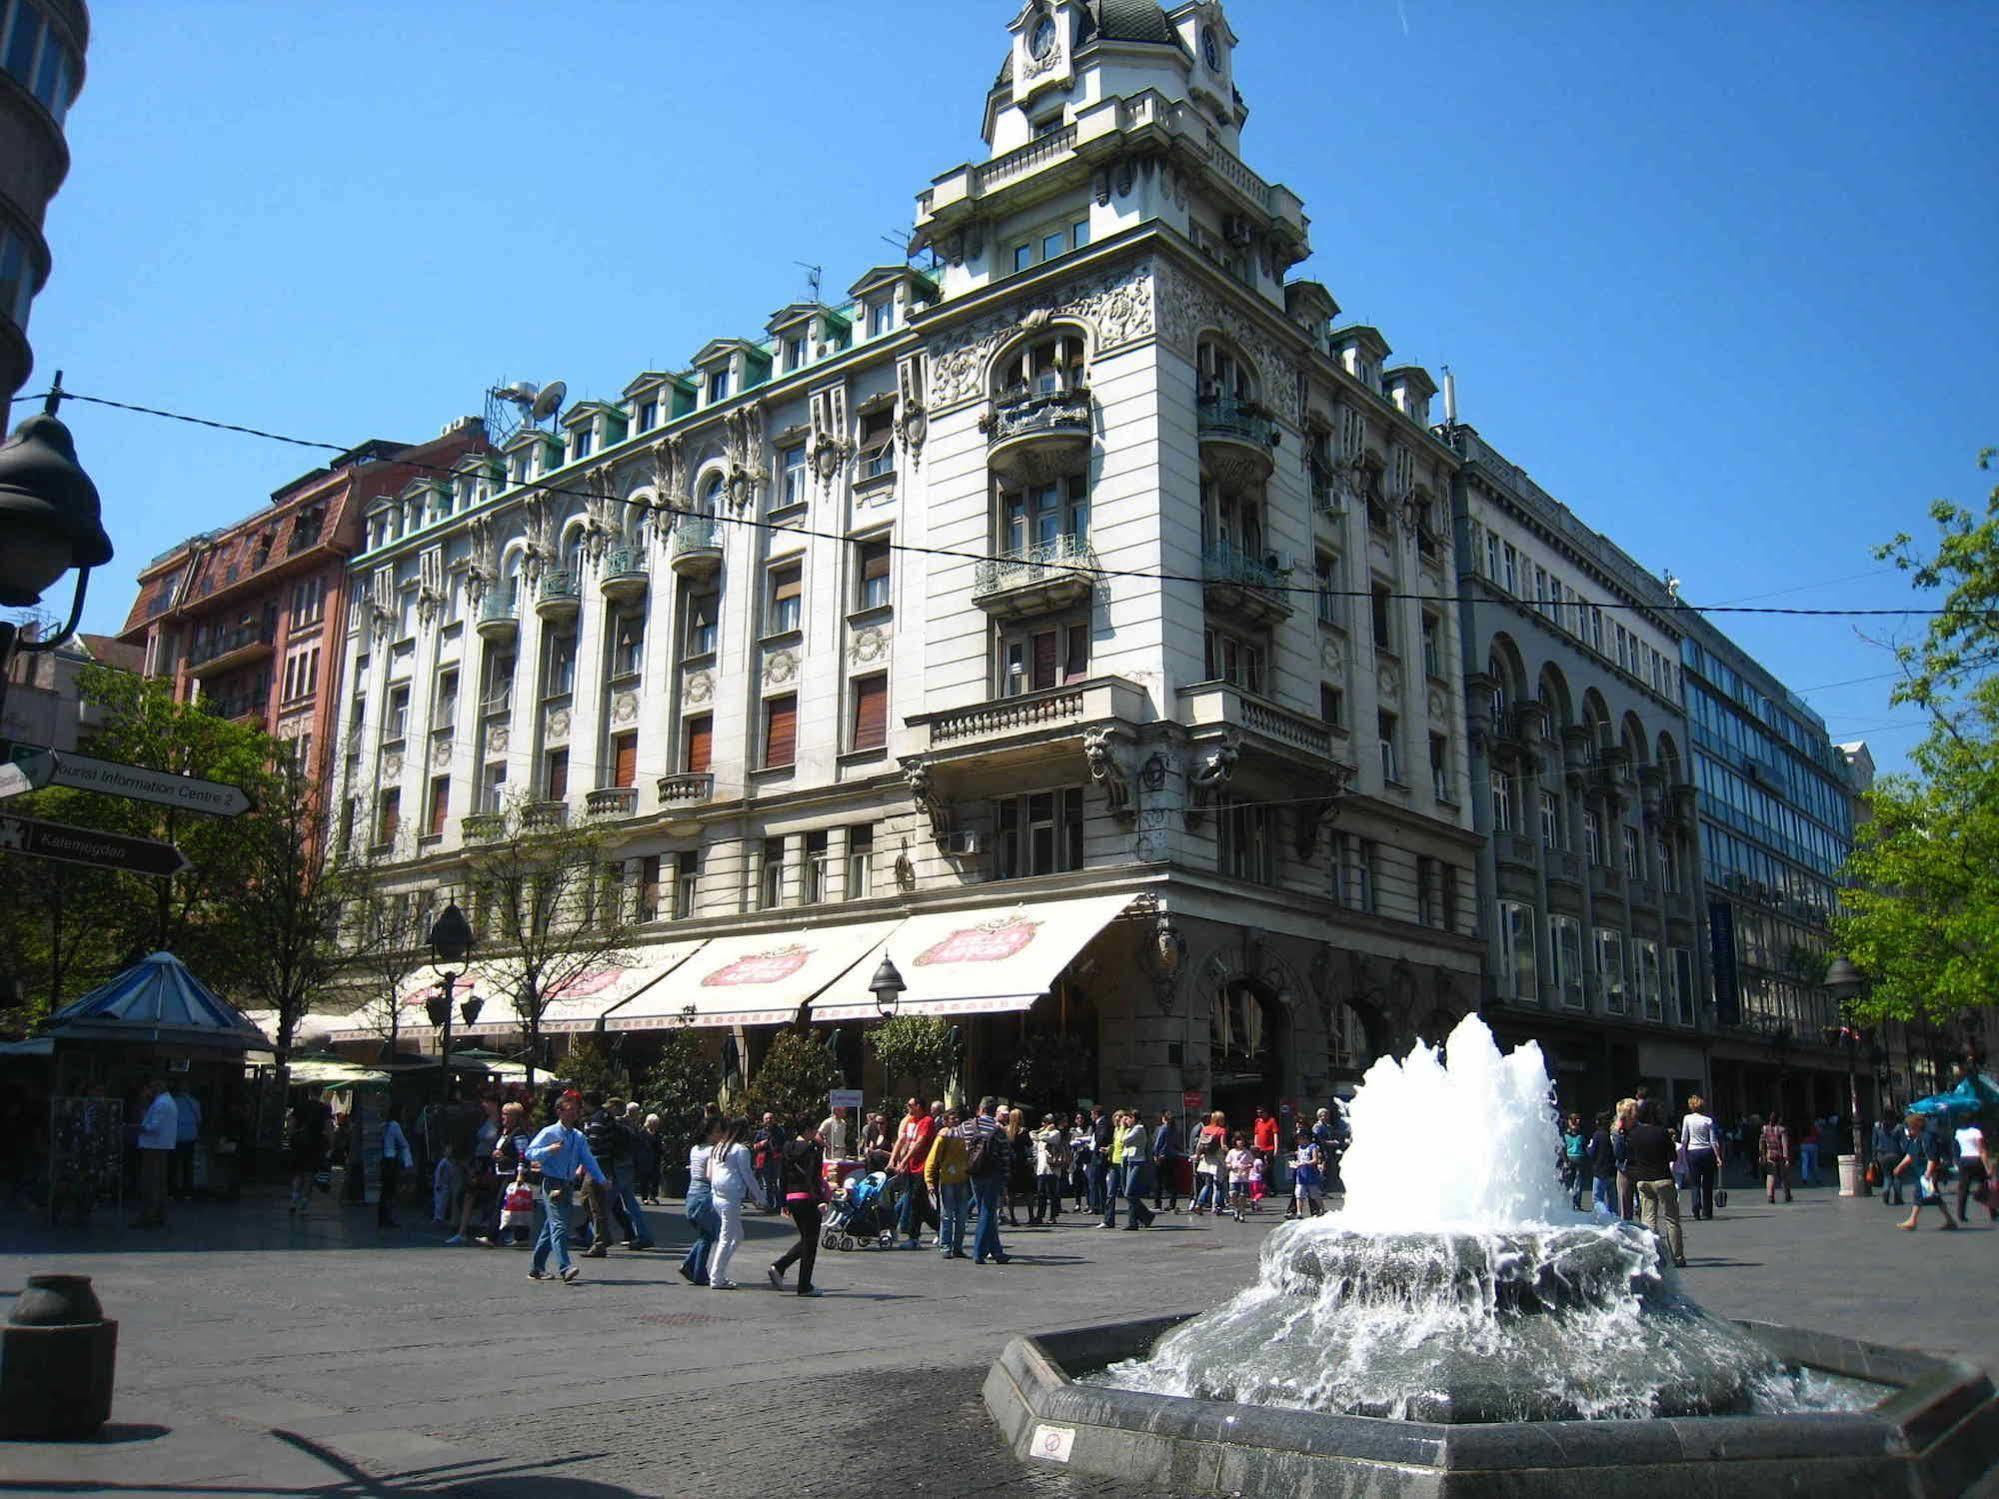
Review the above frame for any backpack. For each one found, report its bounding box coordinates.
[966,1122,1008,1178]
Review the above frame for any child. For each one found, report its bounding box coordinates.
[1225,1135,1254,1222]
[431,1146,462,1227]
[1292,1129,1325,1218]
[1247,1154,1266,1209]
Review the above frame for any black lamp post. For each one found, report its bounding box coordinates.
[0,383,113,724]
[869,955,906,1021]
[1824,955,1866,1196]
[427,902,475,1103]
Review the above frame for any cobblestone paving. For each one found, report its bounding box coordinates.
[2,1181,1993,1498]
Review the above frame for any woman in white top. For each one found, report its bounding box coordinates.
[704,1116,766,1289]
[1678,1096,1722,1222]
[680,1117,725,1285]
[379,1104,415,1229]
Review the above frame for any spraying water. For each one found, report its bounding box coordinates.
[1098,1014,1871,1422]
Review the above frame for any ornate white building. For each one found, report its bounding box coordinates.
[328,0,1481,1117]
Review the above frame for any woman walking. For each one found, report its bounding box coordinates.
[1759,1114,1795,1204]
[378,1103,414,1229]
[1068,1113,1093,1212]
[1117,1110,1156,1230]
[1031,1114,1067,1225]
[1613,1099,1638,1220]
[287,1086,333,1216]
[1190,1110,1227,1215]
[1896,1113,1958,1232]
[1678,1095,1722,1221]
[1291,1126,1326,1218]
[768,1121,827,1296]
[1004,1107,1030,1226]
[680,1116,723,1285]
[706,1117,764,1289]
[1587,1110,1618,1215]
[927,1108,970,1258]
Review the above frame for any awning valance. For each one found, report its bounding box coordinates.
[603,921,898,1031]
[810,893,1131,1022]
[331,945,709,1039]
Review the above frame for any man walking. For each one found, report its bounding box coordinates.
[1873,1115,1909,1207]
[1086,1104,1114,1215]
[1150,1110,1181,1212]
[964,1097,1012,1265]
[1758,1114,1794,1204]
[579,1092,638,1253]
[131,1080,177,1229]
[1625,1105,1686,1268]
[1896,1113,1959,1232]
[527,1092,609,1282]
[886,1097,937,1247]
[169,1081,201,1200]
[1117,1111,1157,1230]
[755,1113,788,1216]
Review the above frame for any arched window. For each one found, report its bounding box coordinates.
[995,331,1086,400]
[1197,338,1257,405]
[501,549,524,610]
[1211,980,1270,1070]
[560,524,585,577]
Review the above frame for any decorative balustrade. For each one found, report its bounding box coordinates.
[972,534,1096,602]
[974,124,1076,193]
[929,688,1086,747]
[587,786,639,818]
[657,772,715,805]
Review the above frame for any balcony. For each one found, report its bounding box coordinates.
[657,771,715,806]
[669,517,723,579]
[984,389,1093,484]
[462,811,505,841]
[1201,540,1293,626]
[972,535,1096,620]
[536,570,580,623]
[587,786,640,818]
[1196,396,1278,487]
[524,800,568,830]
[911,676,1148,772]
[1495,832,1540,871]
[1177,680,1342,767]
[187,619,276,679]
[600,547,649,605]
[1589,864,1623,902]
[476,593,519,643]
[1548,850,1583,886]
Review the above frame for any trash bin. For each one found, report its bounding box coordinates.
[1837,1153,1861,1197]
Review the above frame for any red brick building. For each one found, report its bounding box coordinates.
[116,420,488,806]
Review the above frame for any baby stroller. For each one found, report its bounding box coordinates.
[822,1169,898,1250]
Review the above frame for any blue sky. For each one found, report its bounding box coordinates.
[20,1,1997,774]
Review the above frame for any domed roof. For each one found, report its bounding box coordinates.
[995,1,1184,85]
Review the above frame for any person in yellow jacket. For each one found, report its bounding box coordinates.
[1099,1108,1128,1228]
[925,1109,971,1259]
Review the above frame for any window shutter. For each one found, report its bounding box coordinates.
[613,733,638,789]
[852,675,887,749]
[764,696,798,767]
[685,715,713,773]
[1031,630,1058,690]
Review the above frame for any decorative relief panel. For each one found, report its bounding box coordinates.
[1155,261,1301,426]
[684,669,714,705]
[927,258,1155,410]
[544,706,572,744]
[611,691,640,725]
[762,648,800,687]
[382,751,403,781]
[1320,636,1346,674]
[847,625,890,666]
[431,741,452,769]
[489,726,510,756]
[1377,663,1399,699]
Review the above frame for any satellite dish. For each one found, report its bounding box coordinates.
[530,380,567,424]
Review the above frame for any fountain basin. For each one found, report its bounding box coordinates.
[985,1315,1999,1497]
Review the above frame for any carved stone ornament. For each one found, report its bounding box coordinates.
[762,649,799,686]
[901,757,951,841]
[611,691,639,725]
[545,707,571,744]
[431,741,452,769]
[489,726,509,755]
[1321,636,1345,674]
[1155,261,1302,425]
[927,258,1156,410]
[848,625,889,665]
[685,670,714,705]
[1377,662,1399,699]
[1183,733,1241,828]
[383,751,403,780]
[1429,687,1447,720]
[1083,725,1134,824]
[1292,762,1356,862]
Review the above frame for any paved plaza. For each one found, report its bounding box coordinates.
[2,1179,1995,1498]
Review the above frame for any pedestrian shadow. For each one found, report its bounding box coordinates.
[1684,1258,1762,1268]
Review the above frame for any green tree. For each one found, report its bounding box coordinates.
[1837,449,1999,1025]
[635,1028,721,1186]
[740,1027,843,1128]
[865,1015,958,1101]
[562,1037,623,1095]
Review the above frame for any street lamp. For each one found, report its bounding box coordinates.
[1825,956,1866,1196]
[427,902,475,1104]
[869,955,906,1020]
[0,386,113,722]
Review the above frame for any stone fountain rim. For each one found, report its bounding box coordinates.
[985,1313,1998,1494]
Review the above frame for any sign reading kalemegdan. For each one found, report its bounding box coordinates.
[0,814,192,877]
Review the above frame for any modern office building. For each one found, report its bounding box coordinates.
[116,422,489,824]
[1681,616,1858,1122]
[325,0,1484,1115]
[0,0,87,405]
[1441,422,1709,1114]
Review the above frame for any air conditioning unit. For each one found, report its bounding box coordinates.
[941,830,980,857]
[1223,214,1255,246]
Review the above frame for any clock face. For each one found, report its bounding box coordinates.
[1030,16,1057,60]
[1202,28,1221,69]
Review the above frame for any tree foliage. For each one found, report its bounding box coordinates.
[739,1027,843,1129]
[635,1029,721,1178]
[1837,449,1999,1025]
[865,1015,958,1101]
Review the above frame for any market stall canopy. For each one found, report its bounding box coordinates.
[811,894,1132,1022]
[604,921,899,1030]
[44,952,272,1051]
[1909,1074,1999,1119]
[241,1010,354,1048]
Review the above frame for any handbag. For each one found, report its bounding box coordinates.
[499,1175,535,1229]
[312,1169,332,1194]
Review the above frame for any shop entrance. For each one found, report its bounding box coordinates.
[1208,978,1286,1126]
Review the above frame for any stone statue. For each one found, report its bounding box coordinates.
[1084,727,1133,822]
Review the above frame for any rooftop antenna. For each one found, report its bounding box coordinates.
[482,378,567,442]
[1663,568,1683,601]
[1442,365,1459,425]
[881,229,917,262]
[794,261,823,303]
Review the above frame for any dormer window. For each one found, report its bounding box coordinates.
[867,300,893,338]
[510,452,529,485]
[708,369,731,404]
[572,427,593,463]
[636,399,657,432]
[784,335,807,372]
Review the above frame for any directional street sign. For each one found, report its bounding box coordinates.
[23,750,254,817]
[0,750,52,801]
[0,813,191,878]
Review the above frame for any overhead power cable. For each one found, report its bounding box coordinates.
[34,386,1981,622]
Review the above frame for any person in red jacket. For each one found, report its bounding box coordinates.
[1252,1105,1279,1209]
[886,1097,938,1247]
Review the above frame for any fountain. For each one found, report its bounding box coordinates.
[985,1016,1999,1496]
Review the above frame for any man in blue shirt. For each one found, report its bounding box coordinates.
[170,1082,202,1201]
[1149,1111,1181,1212]
[526,1092,609,1282]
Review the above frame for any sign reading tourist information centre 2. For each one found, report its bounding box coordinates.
[0,748,252,816]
